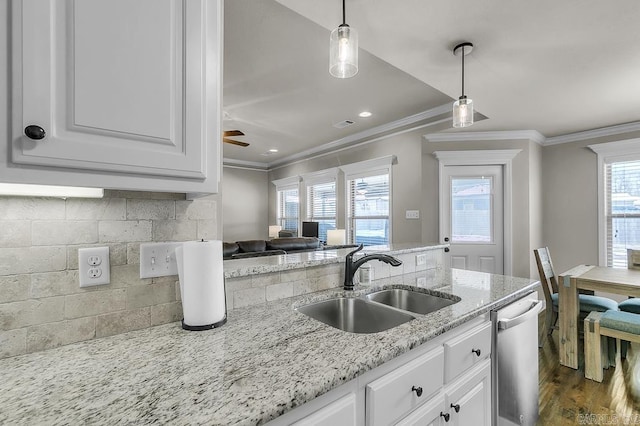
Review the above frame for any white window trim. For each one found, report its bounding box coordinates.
[589,139,640,266]
[273,176,301,233]
[433,149,521,276]
[343,157,394,245]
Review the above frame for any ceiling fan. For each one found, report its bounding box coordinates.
[223,130,250,147]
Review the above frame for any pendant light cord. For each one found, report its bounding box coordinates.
[342,0,346,25]
[461,45,465,97]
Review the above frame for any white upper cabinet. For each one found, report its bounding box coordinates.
[7,0,221,193]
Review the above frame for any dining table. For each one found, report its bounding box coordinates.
[557,264,640,369]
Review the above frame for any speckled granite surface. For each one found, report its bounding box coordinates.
[0,268,537,425]
[223,242,448,278]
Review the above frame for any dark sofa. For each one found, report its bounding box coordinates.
[223,237,322,259]
[223,237,357,260]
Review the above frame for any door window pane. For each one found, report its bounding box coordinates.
[451,177,492,243]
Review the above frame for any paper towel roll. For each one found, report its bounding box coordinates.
[176,240,227,330]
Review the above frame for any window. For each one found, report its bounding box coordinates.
[273,177,300,235]
[342,157,394,246]
[590,140,640,268]
[307,181,336,242]
[605,160,640,267]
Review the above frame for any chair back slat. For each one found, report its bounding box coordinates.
[534,247,559,305]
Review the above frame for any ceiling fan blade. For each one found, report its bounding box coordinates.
[223,137,250,147]
[223,130,244,137]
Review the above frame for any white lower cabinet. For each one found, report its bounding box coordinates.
[266,317,492,426]
[443,360,491,426]
[293,393,357,426]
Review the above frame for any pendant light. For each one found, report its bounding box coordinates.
[329,0,358,78]
[452,42,474,128]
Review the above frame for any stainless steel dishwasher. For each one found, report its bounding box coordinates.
[491,294,543,426]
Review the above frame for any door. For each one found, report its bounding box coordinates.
[12,0,220,181]
[441,165,504,274]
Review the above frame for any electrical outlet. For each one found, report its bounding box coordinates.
[78,247,110,287]
[405,210,420,219]
[139,242,182,278]
[416,254,427,266]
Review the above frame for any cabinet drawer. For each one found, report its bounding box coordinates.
[366,346,444,426]
[444,322,491,383]
[396,394,445,426]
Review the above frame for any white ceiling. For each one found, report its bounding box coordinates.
[223,0,640,168]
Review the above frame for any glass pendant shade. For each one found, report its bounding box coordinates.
[330,25,358,78]
[453,96,474,128]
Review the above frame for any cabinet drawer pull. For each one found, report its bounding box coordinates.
[451,403,460,413]
[471,348,481,357]
[440,412,450,422]
[411,386,423,397]
[24,125,46,140]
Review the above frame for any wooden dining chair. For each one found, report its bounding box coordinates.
[533,247,618,347]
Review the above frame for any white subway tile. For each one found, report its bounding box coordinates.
[0,297,65,330]
[65,198,126,220]
[0,329,26,358]
[26,317,95,353]
[0,247,66,275]
[31,270,79,298]
[152,220,197,241]
[96,307,151,338]
[32,221,98,246]
[0,275,30,303]
[0,220,31,247]
[64,289,126,319]
[0,198,65,220]
[99,220,152,243]
[126,199,176,220]
[176,199,217,220]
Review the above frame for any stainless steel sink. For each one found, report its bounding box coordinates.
[365,289,459,315]
[296,297,414,333]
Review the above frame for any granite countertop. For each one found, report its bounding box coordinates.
[0,268,537,425]
[223,242,448,278]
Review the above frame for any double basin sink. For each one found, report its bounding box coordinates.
[296,288,460,334]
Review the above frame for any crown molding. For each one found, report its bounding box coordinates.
[222,158,269,171]
[544,121,640,145]
[424,130,546,144]
[267,103,451,169]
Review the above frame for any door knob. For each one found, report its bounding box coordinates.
[444,237,450,242]
[472,348,481,357]
[24,125,46,140]
[440,412,450,422]
[411,386,423,397]
[451,403,461,413]
[444,247,450,253]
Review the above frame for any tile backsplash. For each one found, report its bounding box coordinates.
[0,190,218,359]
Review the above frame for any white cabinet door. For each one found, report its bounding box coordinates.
[395,394,445,426]
[293,393,357,426]
[10,0,221,193]
[445,360,491,426]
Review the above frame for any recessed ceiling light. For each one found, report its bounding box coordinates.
[359,111,372,118]
[268,148,278,153]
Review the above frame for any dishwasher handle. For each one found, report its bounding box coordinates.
[497,300,544,330]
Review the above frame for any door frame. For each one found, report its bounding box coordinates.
[434,149,522,276]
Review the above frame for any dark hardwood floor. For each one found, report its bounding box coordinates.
[537,315,640,425]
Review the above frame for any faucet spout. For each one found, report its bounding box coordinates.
[343,244,402,290]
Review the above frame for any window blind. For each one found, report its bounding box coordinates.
[277,186,299,234]
[307,181,336,242]
[605,160,640,268]
[347,171,390,246]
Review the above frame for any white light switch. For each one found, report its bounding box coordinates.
[140,242,182,278]
[79,247,110,287]
[405,210,420,219]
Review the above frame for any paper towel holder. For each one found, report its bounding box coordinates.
[182,316,227,331]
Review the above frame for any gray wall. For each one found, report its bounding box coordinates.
[221,166,269,241]
[268,127,430,244]
[541,130,640,274]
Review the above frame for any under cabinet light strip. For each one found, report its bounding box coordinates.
[0,183,104,198]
